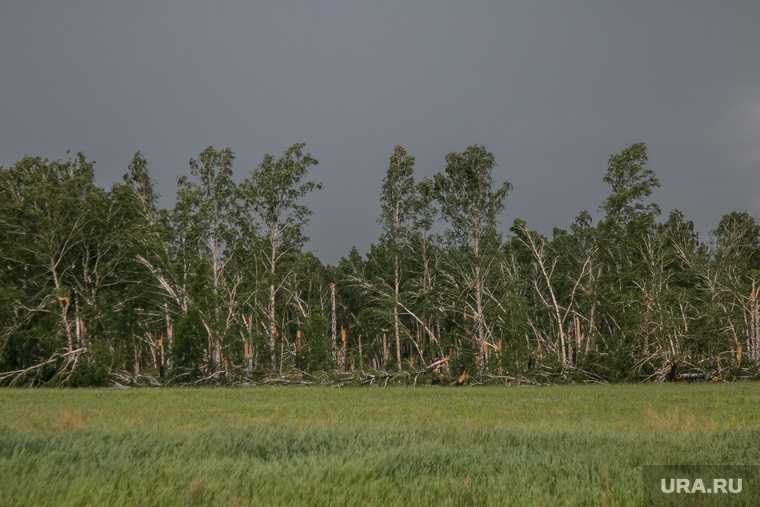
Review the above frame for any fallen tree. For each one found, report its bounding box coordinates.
[0,348,88,387]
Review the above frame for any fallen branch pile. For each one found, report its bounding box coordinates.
[0,348,88,386]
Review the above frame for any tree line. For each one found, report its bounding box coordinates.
[1,142,759,386]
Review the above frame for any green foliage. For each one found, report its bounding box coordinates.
[240,142,321,251]
[66,358,109,387]
[433,145,511,248]
[172,309,206,375]
[601,142,660,224]
[300,311,331,371]
[2,141,760,384]
[379,145,417,247]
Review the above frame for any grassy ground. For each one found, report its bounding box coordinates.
[1,384,759,506]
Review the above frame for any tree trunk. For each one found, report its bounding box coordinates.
[472,220,487,376]
[158,334,165,378]
[330,282,337,366]
[474,264,486,375]
[209,236,221,370]
[164,303,174,370]
[296,328,303,357]
[269,231,278,372]
[74,299,86,348]
[358,334,364,370]
[382,333,389,369]
[133,336,141,375]
[51,262,74,354]
[339,325,348,371]
[394,253,402,371]
[269,283,277,371]
[243,314,253,373]
[748,280,759,361]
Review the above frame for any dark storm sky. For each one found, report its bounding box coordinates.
[1,1,759,262]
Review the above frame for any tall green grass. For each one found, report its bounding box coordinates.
[1,385,759,506]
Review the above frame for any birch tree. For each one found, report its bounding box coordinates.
[240,143,320,373]
[379,146,417,371]
[0,154,96,359]
[514,223,595,368]
[174,147,237,371]
[433,145,511,376]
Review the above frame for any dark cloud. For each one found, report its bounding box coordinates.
[2,1,758,261]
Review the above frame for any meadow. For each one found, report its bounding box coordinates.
[1,384,759,506]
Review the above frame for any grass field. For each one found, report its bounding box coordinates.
[1,384,759,506]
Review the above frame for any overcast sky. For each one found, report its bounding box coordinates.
[1,1,759,262]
